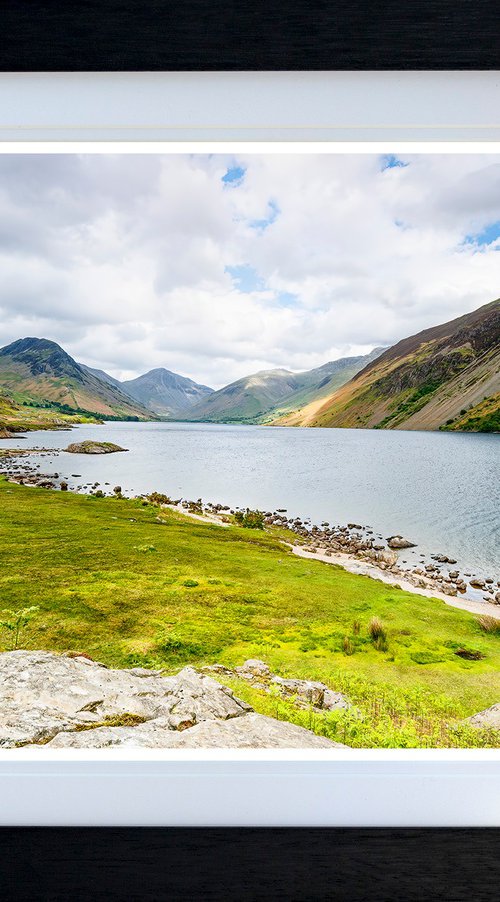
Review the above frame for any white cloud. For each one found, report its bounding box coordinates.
[0,152,498,388]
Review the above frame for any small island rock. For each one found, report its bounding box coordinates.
[64,441,128,455]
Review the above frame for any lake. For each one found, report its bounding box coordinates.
[5,421,499,580]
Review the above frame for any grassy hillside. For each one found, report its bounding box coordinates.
[277,299,500,432]
[263,349,386,423]
[186,352,385,425]
[1,478,499,748]
[0,391,101,436]
[0,338,151,420]
[186,369,302,423]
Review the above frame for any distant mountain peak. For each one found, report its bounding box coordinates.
[122,367,214,417]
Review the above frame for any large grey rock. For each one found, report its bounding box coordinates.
[466,704,500,729]
[0,651,347,749]
[219,659,351,712]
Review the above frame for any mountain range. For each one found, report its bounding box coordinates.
[183,349,385,423]
[0,297,498,432]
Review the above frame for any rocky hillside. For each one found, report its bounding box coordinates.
[122,367,214,417]
[0,651,343,749]
[186,351,385,424]
[278,299,500,432]
[0,338,151,420]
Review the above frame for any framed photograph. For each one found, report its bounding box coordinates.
[0,5,499,898]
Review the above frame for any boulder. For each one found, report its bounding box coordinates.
[386,535,417,549]
[234,659,272,680]
[466,704,500,730]
[0,651,345,749]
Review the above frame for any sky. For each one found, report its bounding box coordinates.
[0,151,499,389]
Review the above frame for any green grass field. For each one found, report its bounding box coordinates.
[0,477,499,747]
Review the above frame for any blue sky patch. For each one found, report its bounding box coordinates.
[222,165,246,186]
[380,155,409,172]
[250,199,280,231]
[226,264,265,292]
[277,291,298,307]
[464,220,500,248]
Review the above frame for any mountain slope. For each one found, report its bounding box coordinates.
[121,368,214,417]
[264,348,386,423]
[280,299,500,432]
[187,351,387,424]
[80,364,124,391]
[186,368,303,423]
[0,338,151,419]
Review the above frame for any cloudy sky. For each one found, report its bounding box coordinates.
[0,151,499,388]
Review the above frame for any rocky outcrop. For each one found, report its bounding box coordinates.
[0,651,346,749]
[466,703,500,729]
[65,441,127,454]
[206,659,351,712]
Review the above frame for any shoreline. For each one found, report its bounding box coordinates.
[291,546,500,621]
[1,439,498,613]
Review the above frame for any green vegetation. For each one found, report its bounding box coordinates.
[0,478,499,747]
[0,605,40,650]
[234,509,265,529]
[440,394,500,433]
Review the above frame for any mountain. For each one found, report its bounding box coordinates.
[0,338,151,419]
[185,350,386,424]
[121,368,214,417]
[264,348,386,422]
[79,364,124,391]
[185,368,302,422]
[278,299,500,432]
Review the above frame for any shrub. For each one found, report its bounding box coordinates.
[182,579,199,588]
[352,620,361,636]
[369,617,386,641]
[234,509,265,529]
[147,491,173,506]
[342,636,354,655]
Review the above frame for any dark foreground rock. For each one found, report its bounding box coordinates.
[386,535,417,549]
[0,651,346,749]
[64,441,127,454]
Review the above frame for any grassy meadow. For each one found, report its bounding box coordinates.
[0,477,499,748]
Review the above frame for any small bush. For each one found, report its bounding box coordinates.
[147,492,173,506]
[352,620,361,636]
[182,579,199,588]
[342,636,354,655]
[369,617,386,641]
[234,509,265,529]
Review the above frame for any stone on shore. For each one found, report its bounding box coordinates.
[0,651,346,749]
[386,535,417,550]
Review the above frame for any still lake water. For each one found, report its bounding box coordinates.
[6,421,500,578]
